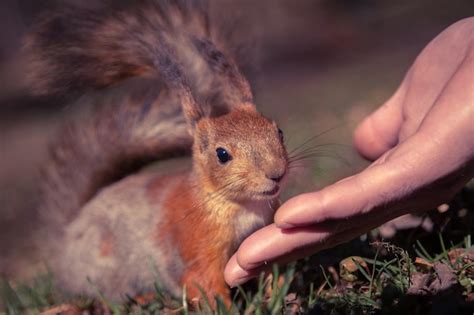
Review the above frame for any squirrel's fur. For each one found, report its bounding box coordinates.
[27,0,253,230]
[26,0,287,304]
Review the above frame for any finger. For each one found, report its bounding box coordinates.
[234,224,331,270]
[226,219,384,286]
[415,45,474,156]
[224,224,333,286]
[274,165,388,228]
[225,245,314,287]
[251,208,398,269]
[276,124,455,229]
[224,254,261,287]
[353,77,407,160]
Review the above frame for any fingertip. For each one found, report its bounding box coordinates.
[353,92,404,160]
[235,237,263,270]
[353,116,391,160]
[274,192,326,228]
[353,115,398,160]
[224,253,261,287]
[235,224,287,270]
[224,255,244,286]
[274,196,302,228]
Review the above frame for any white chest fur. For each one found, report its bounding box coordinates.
[232,200,276,246]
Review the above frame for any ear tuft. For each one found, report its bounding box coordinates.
[240,102,257,112]
[197,125,209,153]
[181,94,209,136]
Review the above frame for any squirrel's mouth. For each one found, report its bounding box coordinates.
[261,185,280,197]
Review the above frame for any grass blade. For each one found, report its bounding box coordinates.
[415,240,434,261]
[352,258,371,283]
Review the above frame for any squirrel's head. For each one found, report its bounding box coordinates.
[186,103,288,201]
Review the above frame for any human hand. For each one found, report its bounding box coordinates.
[225,18,474,286]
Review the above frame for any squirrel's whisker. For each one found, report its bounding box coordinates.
[289,150,336,162]
[286,124,347,155]
[184,176,248,213]
[288,143,350,159]
[29,0,288,304]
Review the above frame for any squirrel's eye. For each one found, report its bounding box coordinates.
[216,147,232,164]
[278,128,284,142]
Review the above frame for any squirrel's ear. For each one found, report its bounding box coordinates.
[239,102,257,112]
[181,97,209,135]
[195,125,209,153]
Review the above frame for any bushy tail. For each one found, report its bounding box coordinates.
[38,78,192,230]
[23,0,253,107]
[29,1,255,232]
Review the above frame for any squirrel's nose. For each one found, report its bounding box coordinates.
[266,169,286,183]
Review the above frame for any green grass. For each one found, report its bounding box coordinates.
[311,235,473,314]
[1,271,57,315]
[2,188,473,314]
[2,232,472,315]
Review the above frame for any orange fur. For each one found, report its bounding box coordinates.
[145,106,288,307]
[149,176,231,304]
[134,292,157,305]
[32,2,286,307]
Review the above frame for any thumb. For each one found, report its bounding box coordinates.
[275,131,433,228]
[353,77,408,160]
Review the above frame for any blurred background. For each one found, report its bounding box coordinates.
[1,0,473,283]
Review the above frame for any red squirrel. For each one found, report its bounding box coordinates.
[24,0,288,305]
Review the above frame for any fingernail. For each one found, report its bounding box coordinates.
[275,221,294,229]
[229,276,253,287]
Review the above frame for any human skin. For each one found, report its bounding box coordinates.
[225,17,474,286]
